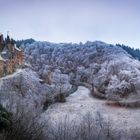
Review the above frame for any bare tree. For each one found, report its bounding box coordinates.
[0,102,46,140]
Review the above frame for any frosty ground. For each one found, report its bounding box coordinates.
[41,86,140,136]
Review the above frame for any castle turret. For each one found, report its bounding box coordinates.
[0,33,5,52]
[5,34,11,44]
[0,33,4,43]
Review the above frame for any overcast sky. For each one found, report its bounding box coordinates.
[0,0,140,48]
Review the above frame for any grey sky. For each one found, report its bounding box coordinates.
[0,0,140,48]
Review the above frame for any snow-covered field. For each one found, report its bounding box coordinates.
[42,86,140,133]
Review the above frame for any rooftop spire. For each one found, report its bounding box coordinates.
[7,31,9,36]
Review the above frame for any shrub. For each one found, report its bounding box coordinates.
[0,107,45,140]
[0,105,12,133]
[43,98,53,110]
[55,93,66,103]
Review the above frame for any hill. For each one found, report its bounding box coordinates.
[20,40,140,103]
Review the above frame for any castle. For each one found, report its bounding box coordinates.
[0,33,24,77]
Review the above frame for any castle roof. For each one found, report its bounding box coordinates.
[15,44,21,51]
[1,46,9,53]
[0,54,6,61]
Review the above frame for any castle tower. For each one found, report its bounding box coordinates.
[0,33,5,52]
[0,32,24,77]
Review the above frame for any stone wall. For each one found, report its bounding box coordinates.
[0,60,5,76]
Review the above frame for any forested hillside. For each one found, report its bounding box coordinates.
[117,44,140,60]
[19,40,140,102]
